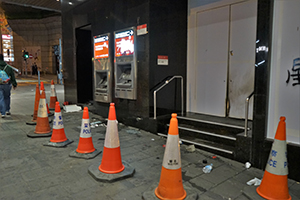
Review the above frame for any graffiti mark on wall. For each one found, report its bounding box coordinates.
[286,58,300,86]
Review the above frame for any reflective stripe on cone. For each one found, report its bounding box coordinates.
[35,90,51,134]
[76,107,96,154]
[256,116,291,200]
[155,113,186,200]
[99,103,125,174]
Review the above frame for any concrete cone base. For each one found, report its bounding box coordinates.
[69,149,101,159]
[27,130,52,138]
[26,119,52,126]
[43,139,73,148]
[142,183,198,200]
[88,161,135,183]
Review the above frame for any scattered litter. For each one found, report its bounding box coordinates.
[246,177,261,186]
[212,155,217,159]
[179,140,183,144]
[90,121,103,128]
[203,164,213,173]
[156,157,160,159]
[136,117,142,121]
[202,159,207,164]
[163,144,166,147]
[127,126,139,130]
[151,138,155,141]
[126,129,141,134]
[63,105,82,113]
[245,162,251,169]
[186,145,195,152]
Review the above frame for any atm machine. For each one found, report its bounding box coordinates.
[114,27,137,100]
[93,33,112,102]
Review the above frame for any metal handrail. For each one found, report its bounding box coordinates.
[244,91,254,137]
[153,76,183,119]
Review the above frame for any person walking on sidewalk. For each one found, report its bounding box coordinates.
[0,54,17,118]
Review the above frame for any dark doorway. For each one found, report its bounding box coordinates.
[75,25,93,103]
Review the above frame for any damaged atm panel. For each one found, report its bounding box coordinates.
[114,27,137,100]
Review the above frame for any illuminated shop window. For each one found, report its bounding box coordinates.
[2,34,14,62]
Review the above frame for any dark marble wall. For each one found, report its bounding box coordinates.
[149,1,187,116]
[61,7,77,104]
[252,0,274,169]
[61,0,187,121]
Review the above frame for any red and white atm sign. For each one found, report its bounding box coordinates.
[157,55,168,65]
[94,35,109,59]
[137,24,147,36]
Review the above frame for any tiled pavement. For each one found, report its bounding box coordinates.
[0,75,299,200]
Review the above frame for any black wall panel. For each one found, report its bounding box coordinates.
[62,0,187,120]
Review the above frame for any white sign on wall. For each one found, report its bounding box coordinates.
[157,55,168,65]
[137,24,147,36]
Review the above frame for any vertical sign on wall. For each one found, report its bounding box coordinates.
[2,34,14,62]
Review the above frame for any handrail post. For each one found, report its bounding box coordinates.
[154,91,157,119]
[244,97,250,137]
[244,92,254,137]
[153,75,184,119]
[181,76,183,116]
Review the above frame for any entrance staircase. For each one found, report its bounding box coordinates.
[157,112,250,159]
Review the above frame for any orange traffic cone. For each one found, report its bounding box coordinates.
[49,80,58,110]
[27,90,52,137]
[99,103,124,173]
[155,113,186,200]
[26,84,40,125]
[43,102,73,147]
[40,82,53,116]
[256,116,291,200]
[69,107,100,159]
[88,103,135,182]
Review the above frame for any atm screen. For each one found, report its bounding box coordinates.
[115,29,134,57]
[94,35,109,59]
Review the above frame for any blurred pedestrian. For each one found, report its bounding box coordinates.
[0,54,17,118]
[32,62,38,75]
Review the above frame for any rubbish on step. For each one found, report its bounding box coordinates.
[186,144,195,152]
[246,177,261,186]
[245,162,251,169]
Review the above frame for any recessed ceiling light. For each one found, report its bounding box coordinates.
[68,2,73,5]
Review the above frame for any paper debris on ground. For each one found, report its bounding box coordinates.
[63,105,82,113]
[186,144,196,152]
[246,177,261,186]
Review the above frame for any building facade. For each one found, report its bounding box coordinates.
[61,0,300,181]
